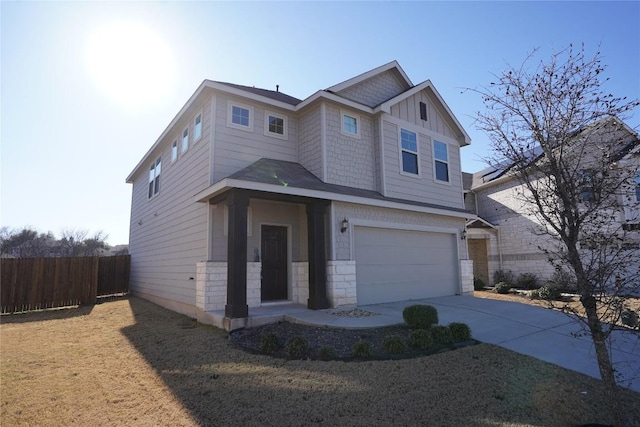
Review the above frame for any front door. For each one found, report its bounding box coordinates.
[261,225,288,301]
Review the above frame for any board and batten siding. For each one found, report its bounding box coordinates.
[212,94,298,183]
[298,105,323,180]
[390,90,460,140]
[324,104,377,191]
[382,119,464,209]
[128,99,212,315]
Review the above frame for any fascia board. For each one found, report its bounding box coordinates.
[326,60,412,93]
[296,91,373,114]
[195,178,475,220]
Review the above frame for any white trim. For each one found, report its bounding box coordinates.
[226,100,254,132]
[379,116,387,196]
[326,60,412,93]
[193,110,203,143]
[195,178,476,221]
[340,109,361,139]
[321,103,327,181]
[263,110,288,140]
[181,126,189,153]
[398,127,420,178]
[433,140,451,185]
[209,95,217,185]
[171,139,178,163]
[382,114,460,146]
[296,90,373,114]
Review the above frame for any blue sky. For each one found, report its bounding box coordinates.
[2,1,639,245]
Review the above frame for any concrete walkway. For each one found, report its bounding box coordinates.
[280,295,640,392]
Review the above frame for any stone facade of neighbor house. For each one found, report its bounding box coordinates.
[464,117,640,287]
[126,61,475,330]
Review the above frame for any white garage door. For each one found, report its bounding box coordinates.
[354,226,459,305]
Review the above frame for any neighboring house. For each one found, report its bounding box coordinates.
[464,117,640,286]
[126,61,474,330]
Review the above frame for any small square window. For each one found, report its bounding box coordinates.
[194,114,202,140]
[434,140,449,182]
[181,128,189,153]
[269,116,284,135]
[232,106,250,127]
[171,140,178,162]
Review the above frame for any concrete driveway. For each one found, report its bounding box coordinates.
[286,295,640,392]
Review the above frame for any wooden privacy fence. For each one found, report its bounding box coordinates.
[1,255,130,314]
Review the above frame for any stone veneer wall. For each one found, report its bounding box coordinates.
[459,260,474,294]
[291,262,309,305]
[326,260,357,307]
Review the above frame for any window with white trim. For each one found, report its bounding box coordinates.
[227,101,253,131]
[264,111,287,139]
[341,110,360,138]
[171,140,178,162]
[433,140,449,182]
[194,113,202,141]
[232,106,249,126]
[579,169,595,202]
[400,128,419,175]
[148,157,161,199]
[181,127,189,153]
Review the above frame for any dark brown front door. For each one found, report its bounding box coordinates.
[261,225,288,301]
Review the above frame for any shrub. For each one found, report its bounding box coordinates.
[621,310,638,328]
[449,323,472,342]
[473,277,486,291]
[549,269,577,291]
[382,335,406,354]
[431,325,454,345]
[493,269,514,286]
[352,339,372,358]
[535,285,562,301]
[286,336,309,358]
[494,281,511,294]
[318,346,336,361]
[407,329,433,349]
[516,273,539,290]
[402,305,439,329]
[260,332,279,353]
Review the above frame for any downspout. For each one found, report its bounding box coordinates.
[496,227,503,269]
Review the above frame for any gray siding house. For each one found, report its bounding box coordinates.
[463,117,640,286]
[126,61,474,329]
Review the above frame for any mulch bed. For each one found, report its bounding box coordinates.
[228,321,477,361]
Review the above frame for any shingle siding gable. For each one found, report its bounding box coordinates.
[333,70,406,107]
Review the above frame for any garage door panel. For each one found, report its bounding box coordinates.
[355,227,458,305]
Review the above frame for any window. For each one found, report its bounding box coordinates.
[171,140,178,162]
[264,111,288,139]
[433,140,449,182]
[227,101,253,131]
[181,128,189,153]
[148,157,161,198]
[579,170,595,202]
[194,114,202,141]
[400,128,419,175]
[340,110,360,138]
[635,173,640,202]
[419,102,427,121]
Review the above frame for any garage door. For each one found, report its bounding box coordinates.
[354,227,458,305]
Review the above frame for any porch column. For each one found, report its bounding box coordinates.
[306,200,330,309]
[225,189,249,318]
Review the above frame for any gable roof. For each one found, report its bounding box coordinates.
[325,60,413,93]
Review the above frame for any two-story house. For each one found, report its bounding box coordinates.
[464,117,640,286]
[126,61,474,330]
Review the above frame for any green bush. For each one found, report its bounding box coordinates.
[621,310,638,328]
[286,336,309,358]
[260,332,279,353]
[473,277,486,291]
[402,305,439,329]
[494,281,511,294]
[535,285,562,301]
[318,346,336,361]
[516,273,539,290]
[431,325,454,345]
[352,339,372,358]
[407,329,434,349]
[493,269,514,286]
[449,323,472,342]
[382,335,406,354]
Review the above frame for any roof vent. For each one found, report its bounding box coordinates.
[276,84,279,92]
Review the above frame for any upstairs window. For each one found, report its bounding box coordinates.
[579,170,595,202]
[194,114,202,141]
[171,140,178,162]
[433,140,449,182]
[232,106,250,127]
[341,110,360,138]
[400,128,419,175]
[227,101,253,131]
[148,157,161,199]
[635,173,640,202]
[181,127,189,153]
[269,116,284,135]
[264,111,287,139]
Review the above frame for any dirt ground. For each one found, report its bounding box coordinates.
[2,296,639,426]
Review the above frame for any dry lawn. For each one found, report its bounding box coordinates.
[2,296,639,426]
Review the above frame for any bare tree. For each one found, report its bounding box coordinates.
[471,44,639,425]
[0,227,56,257]
[59,229,110,256]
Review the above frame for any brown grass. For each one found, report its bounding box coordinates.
[2,296,639,426]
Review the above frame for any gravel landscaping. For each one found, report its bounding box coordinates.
[2,296,639,426]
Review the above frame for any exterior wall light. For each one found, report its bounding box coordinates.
[461,229,467,240]
[341,218,349,233]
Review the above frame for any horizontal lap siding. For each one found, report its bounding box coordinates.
[382,120,463,209]
[128,98,212,309]
[213,95,298,183]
